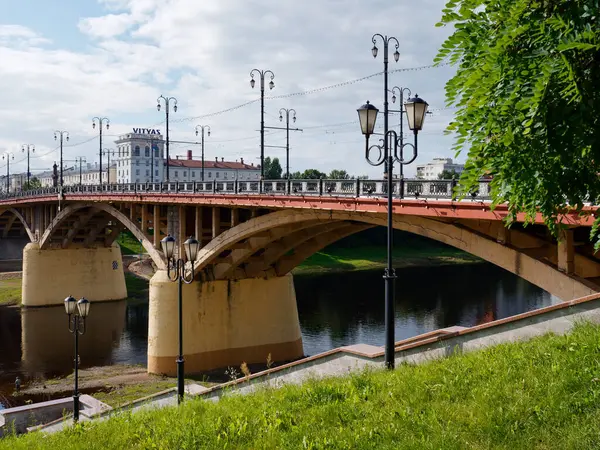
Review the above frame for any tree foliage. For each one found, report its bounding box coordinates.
[23,177,41,190]
[436,0,600,240]
[328,169,350,180]
[263,157,283,179]
[438,169,460,180]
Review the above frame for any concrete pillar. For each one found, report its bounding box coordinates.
[231,208,239,227]
[147,272,303,375]
[153,205,160,248]
[21,243,127,307]
[141,205,148,235]
[212,207,220,239]
[558,229,574,274]
[195,206,203,247]
[178,206,186,260]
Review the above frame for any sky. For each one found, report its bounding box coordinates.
[0,0,460,179]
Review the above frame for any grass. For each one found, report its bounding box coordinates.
[124,273,149,301]
[0,278,21,306]
[294,244,481,275]
[5,322,600,448]
[116,231,144,256]
[93,380,182,408]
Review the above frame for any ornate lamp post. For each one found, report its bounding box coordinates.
[157,96,178,182]
[356,94,429,369]
[92,118,110,186]
[102,148,116,185]
[250,69,275,182]
[279,108,297,179]
[54,131,70,187]
[160,234,200,404]
[391,86,412,191]
[371,34,400,179]
[2,152,14,193]
[21,145,35,189]
[194,125,211,181]
[64,295,91,423]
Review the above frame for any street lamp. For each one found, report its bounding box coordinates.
[54,131,70,188]
[2,152,14,193]
[194,125,211,182]
[250,69,275,183]
[160,234,200,404]
[21,145,35,190]
[157,95,178,182]
[92,118,110,186]
[279,109,297,179]
[64,295,91,423]
[391,86,412,191]
[357,95,428,369]
[371,33,400,179]
[102,149,116,185]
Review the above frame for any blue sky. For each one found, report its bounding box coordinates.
[0,0,459,178]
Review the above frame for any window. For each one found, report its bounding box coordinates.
[136,160,140,166]
[224,172,228,179]
[145,160,149,166]
[145,146,150,157]
[146,170,150,176]
[208,172,212,178]
[216,172,220,178]
[154,146,159,158]
[174,170,179,178]
[136,169,140,175]
[134,146,140,156]
[192,172,195,178]
[155,170,159,176]
[183,171,187,177]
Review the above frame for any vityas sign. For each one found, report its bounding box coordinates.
[132,128,162,135]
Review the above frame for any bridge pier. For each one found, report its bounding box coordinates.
[147,271,303,375]
[21,243,127,307]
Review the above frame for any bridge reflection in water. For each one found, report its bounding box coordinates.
[19,300,127,377]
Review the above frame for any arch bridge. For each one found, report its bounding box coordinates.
[1,178,599,374]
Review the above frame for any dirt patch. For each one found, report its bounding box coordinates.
[0,271,22,281]
[127,258,155,281]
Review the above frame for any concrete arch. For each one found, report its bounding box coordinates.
[193,209,600,300]
[39,202,166,270]
[0,208,35,241]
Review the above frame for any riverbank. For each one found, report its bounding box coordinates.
[4,322,600,448]
[0,277,21,306]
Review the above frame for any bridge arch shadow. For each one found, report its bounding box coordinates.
[38,202,166,270]
[0,208,35,241]
[193,209,600,300]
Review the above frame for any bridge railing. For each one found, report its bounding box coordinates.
[0,179,493,201]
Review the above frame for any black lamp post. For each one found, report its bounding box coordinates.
[54,131,70,188]
[391,86,412,192]
[371,34,400,179]
[102,148,115,185]
[160,234,200,404]
[157,96,178,182]
[2,152,14,193]
[21,145,35,189]
[250,69,275,182]
[64,295,90,423]
[357,95,429,369]
[194,125,211,182]
[279,109,296,179]
[92,118,110,186]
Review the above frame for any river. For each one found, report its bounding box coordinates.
[0,262,558,409]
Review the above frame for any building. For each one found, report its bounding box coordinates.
[38,164,115,187]
[168,153,260,182]
[416,158,464,180]
[114,129,260,183]
[115,129,166,184]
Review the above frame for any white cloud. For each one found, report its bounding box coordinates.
[0,0,458,178]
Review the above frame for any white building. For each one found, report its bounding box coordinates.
[416,158,464,180]
[168,153,260,182]
[115,129,166,184]
[114,128,260,183]
[38,164,114,187]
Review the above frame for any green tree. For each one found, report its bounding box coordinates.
[23,177,42,190]
[263,157,283,179]
[301,169,327,179]
[438,169,459,180]
[289,171,303,179]
[329,169,350,180]
[436,0,600,241]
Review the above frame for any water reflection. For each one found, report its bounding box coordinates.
[295,264,559,355]
[0,263,559,405]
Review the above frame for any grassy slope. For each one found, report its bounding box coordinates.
[5,323,600,449]
[116,231,144,256]
[0,278,21,306]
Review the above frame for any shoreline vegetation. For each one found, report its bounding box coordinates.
[4,323,600,448]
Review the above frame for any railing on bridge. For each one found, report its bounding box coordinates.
[0,178,492,201]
